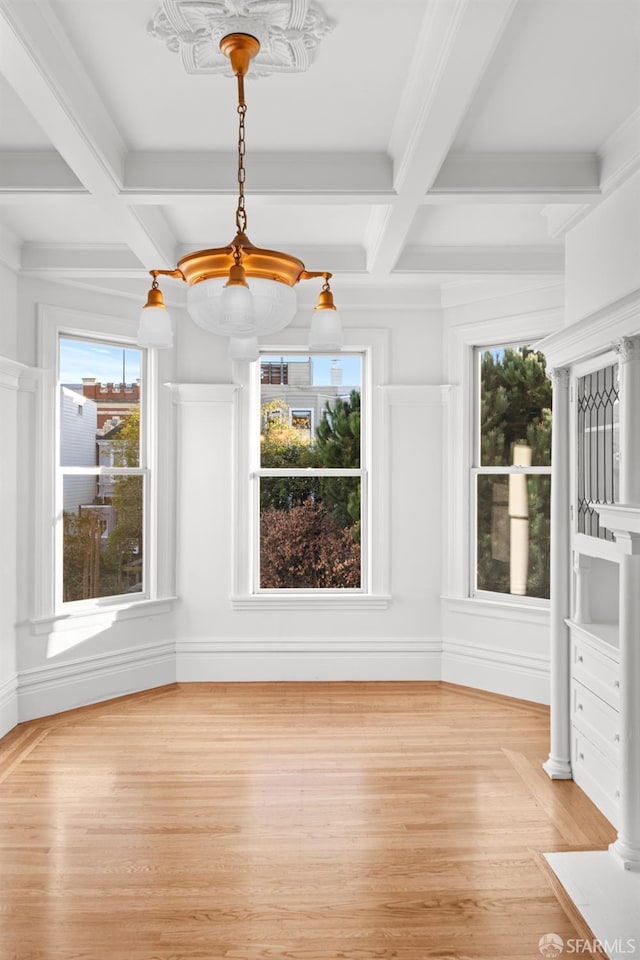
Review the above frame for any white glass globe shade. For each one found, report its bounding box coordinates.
[137,306,174,349]
[187,277,297,337]
[220,283,255,333]
[308,308,343,352]
[228,336,259,361]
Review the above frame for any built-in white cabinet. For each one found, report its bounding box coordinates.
[541,311,640,871]
[567,353,622,823]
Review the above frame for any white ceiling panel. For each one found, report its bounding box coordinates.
[48,0,425,152]
[0,74,52,149]
[454,0,640,152]
[408,204,553,247]
[0,199,131,244]
[163,198,371,247]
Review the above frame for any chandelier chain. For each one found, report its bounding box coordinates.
[236,101,247,234]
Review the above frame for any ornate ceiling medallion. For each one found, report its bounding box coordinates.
[147,0,335,76]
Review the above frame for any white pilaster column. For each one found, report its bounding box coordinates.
[611,534,640,870]
[544,366,572,779]
[607,334,640,869]
[616,337,640,505]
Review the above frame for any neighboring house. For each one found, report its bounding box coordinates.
[80,377,140,433]
[60,386,98,514]
[260,358,356,438]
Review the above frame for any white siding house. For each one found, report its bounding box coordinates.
[60,386,97,514]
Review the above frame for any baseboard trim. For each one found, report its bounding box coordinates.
[175,637,443,682]
[17,640,176,721]
[0,674,18,739]
[442,637,550,704]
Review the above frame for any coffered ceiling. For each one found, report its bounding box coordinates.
[0,0,638,305]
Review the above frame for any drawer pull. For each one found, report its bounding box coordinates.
[616,790,621,798]
[614,680,620,688]
[577,655,584,663]
[577,703,583,710]
[578,752,585,761]
[614,734,620,742]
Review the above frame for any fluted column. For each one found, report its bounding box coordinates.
[544,366,572,779]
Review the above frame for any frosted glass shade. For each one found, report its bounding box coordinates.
[137,306,174,348]
[228,336,259,361]
[186,276,297,337]
[308,307,343,352]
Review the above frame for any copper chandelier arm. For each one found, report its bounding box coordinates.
[150,268,186,282]
[299,271,333,282]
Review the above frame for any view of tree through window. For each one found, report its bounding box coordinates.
[59,338,144,602]
[258,355,363,589]
[475,345,552,599]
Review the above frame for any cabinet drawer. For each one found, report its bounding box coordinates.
[572,635,620,709]
[572,679,620,760]
[572,728,620,826]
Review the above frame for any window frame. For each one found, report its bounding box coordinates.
[470,341,552,604]
[253,350,367,594]
[230,326,391,610]
[443,306,561,613]
[33,304,173,630]
[56,333,148,608]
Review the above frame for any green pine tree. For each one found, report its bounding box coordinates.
[315,390,361,538]
[477,347,552,598]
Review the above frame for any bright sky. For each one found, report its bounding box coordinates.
[59,338,142,385]
[59,340,361,387]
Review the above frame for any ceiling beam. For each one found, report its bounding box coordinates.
[0,0,176,268]
[123,151,395,202]
[0,148,605,206]
[19,242,368,278]
[429,152,600,200]
[366,0,520,277]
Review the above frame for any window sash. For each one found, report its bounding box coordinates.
[55,335,149,609]
[470,343,552,602]
[253,350,367,594]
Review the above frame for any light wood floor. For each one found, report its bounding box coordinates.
[0,682,615,960]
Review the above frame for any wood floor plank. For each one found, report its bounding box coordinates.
[0,681,616,960]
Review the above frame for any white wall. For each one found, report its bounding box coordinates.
[0,264,20,735]
[14,278,177,721]
[2,271,571,728]
[440,281,564,704]
[172,301,447,681]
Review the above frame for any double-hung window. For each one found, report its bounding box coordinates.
[472,343,552,600]
[57,335,147,605]
[254,352,365,591]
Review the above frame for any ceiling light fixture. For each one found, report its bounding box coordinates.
[137,32,342,358]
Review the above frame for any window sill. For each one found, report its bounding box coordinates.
[442,595,550,625]
[28,596,178,636]
[230,593,391,612]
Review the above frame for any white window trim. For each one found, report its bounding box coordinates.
[33,304,176,630]
[443,308,561,609]
[470,342,552,602]
[230,326,391,610]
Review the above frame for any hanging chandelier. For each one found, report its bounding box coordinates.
[137,32,342,359]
